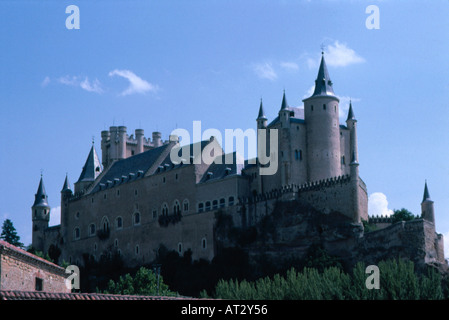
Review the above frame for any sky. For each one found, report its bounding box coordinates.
[1,0,449,256]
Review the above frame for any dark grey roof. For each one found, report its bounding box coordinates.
[305,54,336,99]
[422,181,431,202]
[280,90,289,110]
[200,152,244,183]
[257,99,267,120]
[346,101,356,121]
[33,176,49,208]
[77,145,102,183]
[61,175,71,193]
[91,144,171,193]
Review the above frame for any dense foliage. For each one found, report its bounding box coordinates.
[212,259,446,300]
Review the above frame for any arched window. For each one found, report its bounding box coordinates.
[89,223,96,236]
[228,196,235,206]
[116,216,123,229]
[133,212,141,225]
[202,238,207,250]
[135,245,140,255]
[205,201,211,211]
[101,217,110,232]
[212,200,218,210]
[74,227,80,240]
[198,202,204,213]
[219,198,225,208]
[162,203,169,216]
[183,199,189,212]
[173,200,181,214]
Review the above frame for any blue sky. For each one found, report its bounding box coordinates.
[1,0,449,254]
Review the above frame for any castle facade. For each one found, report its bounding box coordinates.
[31,54,445,271]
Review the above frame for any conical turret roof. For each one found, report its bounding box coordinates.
[77,145,102,183]
[33,176,49,208]
[257,99,267,120]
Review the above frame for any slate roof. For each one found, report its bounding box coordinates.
[91,144,171,193]
[33,176,49,208]
[200,152,244,183]
[77,145,102,183]
[309,53,336,98]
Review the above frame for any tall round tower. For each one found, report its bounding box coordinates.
[303,53,341,182]
[32,175,50,252]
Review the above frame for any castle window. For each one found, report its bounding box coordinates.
[323,104,326,110]
[178,242,182,255]
[205,201,211,211]
[91,197,94,203]
[74,227,80,240]
[116,216,123,229]
[133,212,141,225]
[152,209,158,219]
[183,199,189,212]
[162,203,169,216]
[35,277,43,292]
[219,198,225,208]
[135,189,138,196]
[163,177,166,184]
[341,156,345,165]
[228,196,235,206]
[175,173,179,181]
[75,212,80,220]
[101,217,110,233]
[334,105,337,112]
[89,223,96,236]
[311,105,314,111]
[198,203,204,213]
[135,245,139,255]
[202,238,207,250]
[295,150,299,160]
[114,239,118,248]
[117,190,120,197]
[212,200,218,210]
[94,243,97,252]
[104,194,107,200]
[173,200,181,214]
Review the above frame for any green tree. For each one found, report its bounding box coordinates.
[391,208,415,224]
[104,267,176,297]
[0,219,24,248]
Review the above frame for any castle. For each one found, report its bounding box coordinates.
[31,54,446,272]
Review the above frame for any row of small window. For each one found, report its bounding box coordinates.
[310,104,337,112]
[198,196,235,213]
[88,238,208,257]
[280,150,303,161]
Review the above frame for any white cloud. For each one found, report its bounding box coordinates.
[41,76,50,87]
[325,41,365,67]
[57,75,103,94]
[80,77,103,93]
[252,62,278,81]
[108,69,159,96]
[49,206,61,226]
[280,61,299,72]
[58,75,79,86]
[307,41,365,69]
[368,192,394,217]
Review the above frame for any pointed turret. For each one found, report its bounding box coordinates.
[311,53,335,97]
[421,181,435,224]
[32,175,50,252]
[257,99,267,129]
[77,145,102,183]
[280,90,289,110]
[346,101,356,122]
[422,181,431,203]
[33,176,49,208]
[75,144,102,194]
[61,174,71,193]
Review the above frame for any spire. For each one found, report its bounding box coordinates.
[422,181,431,203]
[346,100,356,122]
[61,174,72,193]
[257,99,267,120]
[33,176,49,208]
[280,90,289,110]
[311,53,335,97]
[77,145,102,183]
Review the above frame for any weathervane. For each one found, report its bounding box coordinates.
[320,43,326,55]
